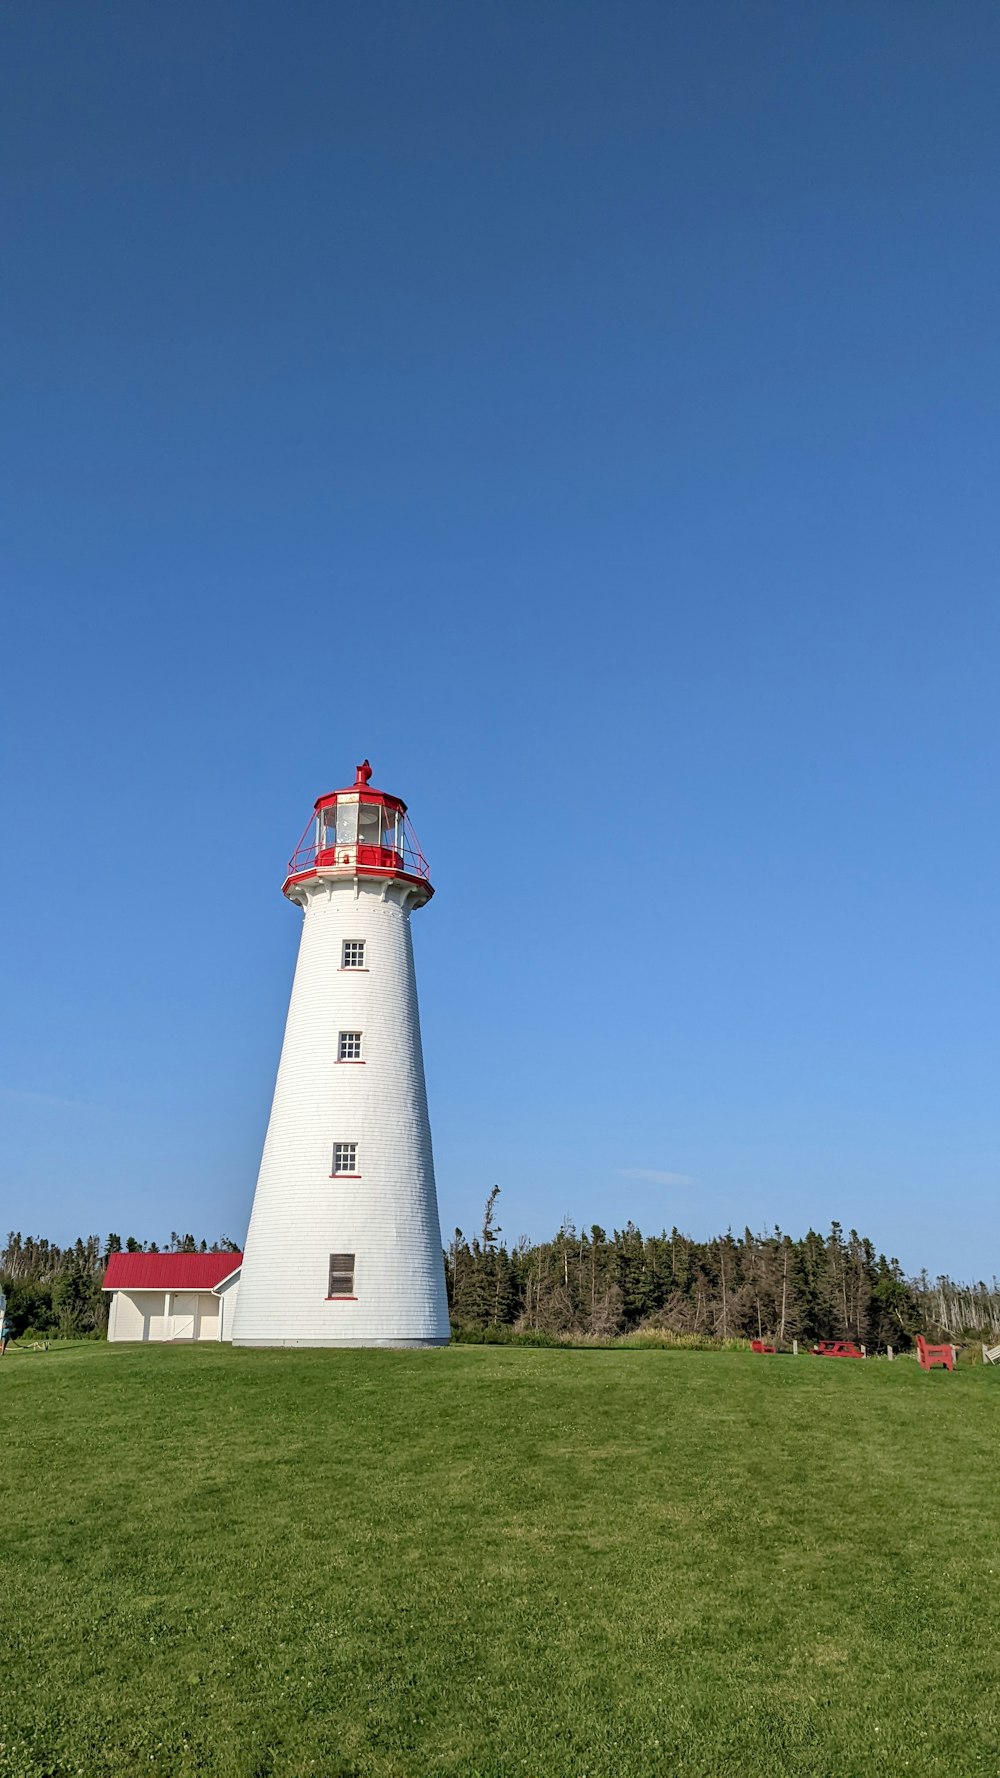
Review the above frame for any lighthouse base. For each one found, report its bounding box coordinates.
[232,1336,449,1349]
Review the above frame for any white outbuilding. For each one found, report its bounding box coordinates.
[103,1251,243,1342]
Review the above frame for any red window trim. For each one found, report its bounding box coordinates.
[325,1295,358,1301]
[329,1173,362,1179]
[337,967,370,973]
[334,1060,366,1066]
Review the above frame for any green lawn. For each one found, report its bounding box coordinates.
[1,1344,998,1778]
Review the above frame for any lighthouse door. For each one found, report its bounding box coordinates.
[171,1294,199,1341]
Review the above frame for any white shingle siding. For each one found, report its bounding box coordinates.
[231,876,449,1347]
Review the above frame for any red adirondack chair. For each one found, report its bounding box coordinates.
[916,1335,954,1372]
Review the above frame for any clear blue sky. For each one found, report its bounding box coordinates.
[3,2,999,1279]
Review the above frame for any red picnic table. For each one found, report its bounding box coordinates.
[811,1340,865,1359]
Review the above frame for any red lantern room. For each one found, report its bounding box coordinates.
[282,761,433,902]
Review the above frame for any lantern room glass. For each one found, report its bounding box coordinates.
[358,802,380,848]
[336,802,359,845]
[316,799,403,867]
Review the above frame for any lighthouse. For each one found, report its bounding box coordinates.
[232,762,449,1348]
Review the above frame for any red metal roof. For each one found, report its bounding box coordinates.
[102,1252,242,1291]
[313,758,408,816]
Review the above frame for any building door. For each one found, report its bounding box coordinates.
[171,1294,199,1340]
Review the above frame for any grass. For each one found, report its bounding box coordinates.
[1,1345,998,1778]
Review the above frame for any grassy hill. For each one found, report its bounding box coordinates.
[1,1344,997,1778]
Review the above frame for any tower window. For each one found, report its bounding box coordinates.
[342,940,366,969]
[328,1253,356,1297]
[338,1031,363,1061]
[332,1142,359,1176]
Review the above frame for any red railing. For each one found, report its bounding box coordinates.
[285,816,431,884]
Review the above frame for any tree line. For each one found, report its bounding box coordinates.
[446,1192,1000,1349]
[2,1205,997,1348]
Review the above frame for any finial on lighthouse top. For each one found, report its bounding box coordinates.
[282,759,433,904]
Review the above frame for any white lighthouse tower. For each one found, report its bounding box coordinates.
[232,762,449,1348]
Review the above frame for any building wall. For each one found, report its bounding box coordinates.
[146,1297,172,1340]
[107,1289,226,1342]
[109,1290,156,1341]
[232,875,449,1347]
[198,1293,221,1338]
[216,1275,240,1341]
